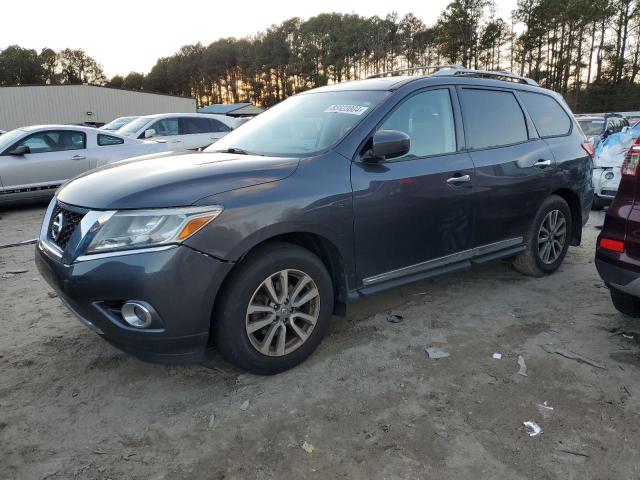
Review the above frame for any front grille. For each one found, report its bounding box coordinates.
[601,189,617,197]
[47,202,86,250]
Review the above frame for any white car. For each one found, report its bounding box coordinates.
[116,113,235,150]
[0,125,168,206]
[100,116,139,132]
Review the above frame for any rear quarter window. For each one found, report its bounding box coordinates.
[461,89,529,149]
[519,91,572,137]
[97,134,124,146]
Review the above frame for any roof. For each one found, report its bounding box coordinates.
[20,124,102,133]
[198,103,264,115]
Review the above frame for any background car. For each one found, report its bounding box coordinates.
[576,113,629,148]
[100,116,139,132]
[116,113,235,150]
[0,125,168,205]
[592,120,640,209]
[596,137,640,316]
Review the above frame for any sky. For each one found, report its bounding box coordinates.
[1,0,517,78]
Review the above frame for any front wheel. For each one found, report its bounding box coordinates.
[213,242,334,374]
[513,195,572,277]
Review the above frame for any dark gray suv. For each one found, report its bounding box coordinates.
[36,67,594,374]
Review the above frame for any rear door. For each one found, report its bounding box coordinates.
[181,117,214,150]
[352,87,476,284]
[458,87,555,246]
[0,129,90,194]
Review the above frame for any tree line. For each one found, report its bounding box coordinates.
[1,0,639,112]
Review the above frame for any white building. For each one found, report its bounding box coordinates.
[0,84,196,130]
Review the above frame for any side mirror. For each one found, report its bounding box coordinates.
[144,128,156,139]
[365,130,410,162]
[8,145,30,155]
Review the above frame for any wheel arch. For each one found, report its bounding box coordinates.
[551,188,582,246]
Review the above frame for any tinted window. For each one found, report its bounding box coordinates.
[578,119,604,135]
[519,92,571,137]
[150,118,179,137]
[462,89,528,149]
[14,130,86,154]
[209,118,231,133]
[98,134,125,146]
[183,117,211,134]
[379,89,456,158]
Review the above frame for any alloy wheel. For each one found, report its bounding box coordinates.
[537,209,567,264]
[245,269,320,357]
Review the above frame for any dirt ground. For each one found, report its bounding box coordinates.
[1,204,640,480]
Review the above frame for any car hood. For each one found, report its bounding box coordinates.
[57,151,300,209]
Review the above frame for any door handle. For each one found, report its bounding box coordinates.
[446,174,471,185]
[170,140,181,144]
[534,159,552,168]
[70,155,86,160]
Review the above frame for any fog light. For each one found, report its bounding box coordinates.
[605,171,615,180]
[121,301,153,328]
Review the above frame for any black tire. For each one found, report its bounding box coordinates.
[610,289,640,317]
[213,242,334,374]
[513,195,572,277]
[592,196,605,211]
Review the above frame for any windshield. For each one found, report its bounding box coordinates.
[0,129,25,153]
[578,119,604,136]
[103,117,137,131]
[117,117,153,137]
[205,90,387,156]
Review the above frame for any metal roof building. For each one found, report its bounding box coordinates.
[198,103,264,117]
[0,84,197,131]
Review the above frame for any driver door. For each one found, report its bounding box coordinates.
[0,130,90,196]
[351,88,476,284]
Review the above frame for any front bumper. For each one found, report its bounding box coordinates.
[36,241,233,364]
[592,167,621,200]
[595,256,640,297]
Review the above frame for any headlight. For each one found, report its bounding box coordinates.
[604,171,615,180]
[85,205,223,254]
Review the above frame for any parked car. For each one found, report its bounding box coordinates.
[576,113,629,148]
[116,113,236,150]
[0,130,5,136]
[596,137,640,316]
[100,116,139,132]
[36,68,593,374]
[592,122,640,209]
[0,125,168,206]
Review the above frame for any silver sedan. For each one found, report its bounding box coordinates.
[0,125,168,206]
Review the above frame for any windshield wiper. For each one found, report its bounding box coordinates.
[216,147,262,156]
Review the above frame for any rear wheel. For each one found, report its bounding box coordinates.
[213,242,334,374]
[513,195,572,277]
[610,289,640,317]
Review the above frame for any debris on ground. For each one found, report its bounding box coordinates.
[6,269,28,274]
[559,449,589,458]
[542,345,606,370]
[425,347,450,359]
[492,352,502,360]
[302,441,314,454]
[386,313,404,323]
[523,421,542,437]
[517,355,528,376]
[538,401,554,411]
[240,400,250,411]
[208,414,216,428]
[47,291,58,298]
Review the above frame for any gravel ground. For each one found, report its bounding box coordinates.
[1,204,639,480]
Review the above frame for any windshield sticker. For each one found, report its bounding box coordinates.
[324,105,369,115]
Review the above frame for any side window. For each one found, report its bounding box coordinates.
[462,89,528,149]
[208,118,231,133]
[150,118,179,137]
[378,89,456,159]
[182,117,212,135]
[98,134,125,146]
[15,130,86,154]
[519,91,571,138]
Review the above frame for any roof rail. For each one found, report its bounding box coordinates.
[366,65,464,79]
[432,66,539,86]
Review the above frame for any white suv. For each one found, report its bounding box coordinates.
[116,113,236,150]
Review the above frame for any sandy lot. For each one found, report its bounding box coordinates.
[1,204,639,480]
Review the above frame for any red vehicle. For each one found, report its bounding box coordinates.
[596,137,640,315]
